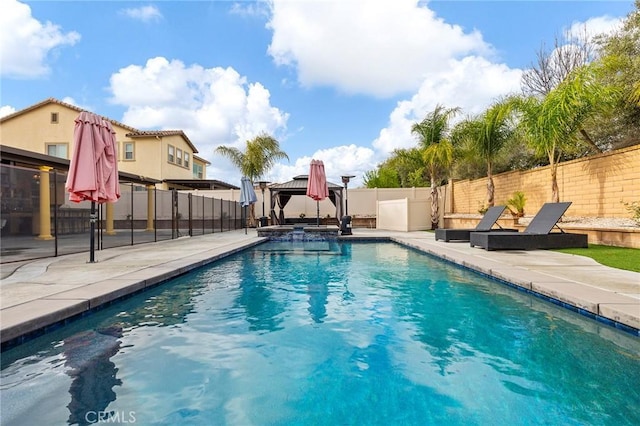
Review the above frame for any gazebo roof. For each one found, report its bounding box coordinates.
[267,174,344,223]
[269,175,342,192]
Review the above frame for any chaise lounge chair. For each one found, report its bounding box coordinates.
[469,201,588,250]
[435,205,517,242]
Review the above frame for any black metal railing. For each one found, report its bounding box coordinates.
[0,164,242,264]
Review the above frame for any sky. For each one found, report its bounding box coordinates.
[0,0,635,187]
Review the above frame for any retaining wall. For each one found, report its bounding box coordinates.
[449,145,640,218]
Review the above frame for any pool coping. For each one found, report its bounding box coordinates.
[1,229,638,350]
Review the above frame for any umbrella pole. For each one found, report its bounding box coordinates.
[89,201,96,263]
[317,200,320,227]
[244,205,247,235]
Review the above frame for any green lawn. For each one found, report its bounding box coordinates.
[555,244,640,273]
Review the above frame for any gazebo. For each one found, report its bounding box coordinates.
[269,175,344,225]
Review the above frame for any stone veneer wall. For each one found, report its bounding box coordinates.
[449,145,640,218]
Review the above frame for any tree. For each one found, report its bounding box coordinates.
[216,133,289,225]
[411,105,460,229]
[521,27,604,154]
[388,148,430,187]
[593,0,640,147]
[363,167,400,188]
[508,65,618,203]
[451,100,514,207]
[363,148,430,188]
[521,27,595,97]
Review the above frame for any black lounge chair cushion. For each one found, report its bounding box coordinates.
[435,205,517,242]
[469,202,588,250]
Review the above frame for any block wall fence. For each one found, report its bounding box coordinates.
[447,145,640,218]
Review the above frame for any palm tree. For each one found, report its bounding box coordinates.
[411,105,460,229]
[452,100,514,207]
[508,65,618,202]
[216,133,289,225]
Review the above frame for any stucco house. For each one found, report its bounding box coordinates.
[0,98,235,190]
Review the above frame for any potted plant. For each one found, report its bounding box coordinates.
[506,191,526,224]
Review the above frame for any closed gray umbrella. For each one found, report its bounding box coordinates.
[240,177,257,233]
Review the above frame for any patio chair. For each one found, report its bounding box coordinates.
[469,202,588,250]
[435,205,517,242]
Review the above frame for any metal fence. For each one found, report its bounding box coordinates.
[0,164,242,264]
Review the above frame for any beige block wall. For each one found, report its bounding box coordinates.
[451,145,640,218]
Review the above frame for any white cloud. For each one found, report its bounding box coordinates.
[559,16,624,65]
[119,5,163,23]
[368,13,621,168]
[264,0,523,184]
[0,105,17,118]
[59,96,94,112]
[0,0,80,78]
[99,4,619,191]
[229,2,270,18]
[120,1,522,186]
[266,144,377,187]
[373,56,522,155]
[108,57,289,184]
[566,15,622,41]
[267,0,493,97]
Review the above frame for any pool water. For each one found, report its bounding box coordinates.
[1,242,639,425]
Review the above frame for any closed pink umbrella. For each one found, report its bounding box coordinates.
[66,112,120,203]
[65,111,120,262]
[306,159,329,226]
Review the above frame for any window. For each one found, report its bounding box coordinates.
[123,142,135,160]
[193,163,203,179]
[46,143,68,159]
[168,145,175,163]
[176,148,183,166]
[184,152,190,169]
[50,113,58,124]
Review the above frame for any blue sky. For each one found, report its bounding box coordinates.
[1,0,634,187]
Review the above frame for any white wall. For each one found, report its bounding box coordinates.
[189,187,431,219]
[376,198,431,231]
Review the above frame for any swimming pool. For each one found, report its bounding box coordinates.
[1,241,639,425]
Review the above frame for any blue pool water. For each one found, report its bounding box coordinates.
[1,241,640,425]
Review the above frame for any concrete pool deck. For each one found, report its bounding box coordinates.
[1,229,639,346]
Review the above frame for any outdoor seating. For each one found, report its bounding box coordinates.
[469,202,588,250]
[435,205,516,242]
